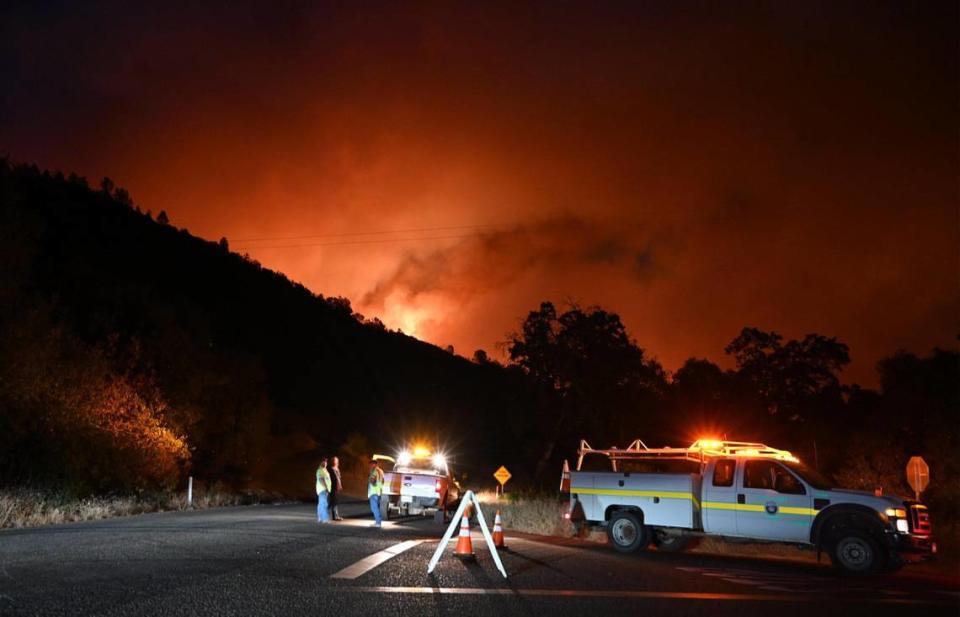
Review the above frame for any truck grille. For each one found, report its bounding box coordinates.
[909,504,932,535]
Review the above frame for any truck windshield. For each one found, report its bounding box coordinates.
[782,461,834,490]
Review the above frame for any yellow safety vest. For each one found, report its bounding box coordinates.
[367,468,384,498]
[316,467,331,494]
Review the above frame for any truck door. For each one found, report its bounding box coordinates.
[736,460,812,542]
[702,459,738,536]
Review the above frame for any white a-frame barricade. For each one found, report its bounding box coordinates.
[427,490,507,578]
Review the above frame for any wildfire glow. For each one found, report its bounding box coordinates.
[380,294,429,337]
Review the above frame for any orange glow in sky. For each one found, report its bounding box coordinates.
[2,3,956,385]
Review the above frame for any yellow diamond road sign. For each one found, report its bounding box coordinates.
[494,466,512,486]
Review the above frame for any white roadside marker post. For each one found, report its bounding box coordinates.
[187,476,193,508]
[426,490,507,578]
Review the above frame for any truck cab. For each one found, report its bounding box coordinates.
[566,438,936,574]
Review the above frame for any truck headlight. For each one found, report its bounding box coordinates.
[895,518,909,533]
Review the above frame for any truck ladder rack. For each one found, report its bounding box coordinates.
[575,438,797,470]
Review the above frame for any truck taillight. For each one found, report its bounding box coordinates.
[909,504,932,535]
[435,479,442,492]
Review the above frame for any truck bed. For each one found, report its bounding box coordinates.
[571,471,702,529]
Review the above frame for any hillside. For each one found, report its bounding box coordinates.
[0,161,537,496]
[2,160,957,520]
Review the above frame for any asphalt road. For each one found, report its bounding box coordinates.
[1,499,957,616]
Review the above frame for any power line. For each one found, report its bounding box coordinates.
[234,223,500,243]
[233,232,486,251]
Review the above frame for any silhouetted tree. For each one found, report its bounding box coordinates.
[508,301,667,475]
[725,327,849,422]
[156,210,170,225]
[114,187,132,207]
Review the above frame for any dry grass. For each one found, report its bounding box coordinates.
[474,490,575,537]
[0,485,276,529]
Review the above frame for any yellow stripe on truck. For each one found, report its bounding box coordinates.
[701,501,817,516]
[570,489,817,516]
[571,487,700,509]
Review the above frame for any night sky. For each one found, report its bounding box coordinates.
[2,1,956,385]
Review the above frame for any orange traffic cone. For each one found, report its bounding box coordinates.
[454,514,475,560]
[560,459,571,494]
[492,510,507,550]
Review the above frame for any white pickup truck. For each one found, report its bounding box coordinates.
[375,447,459,523]
[563,439,936,574]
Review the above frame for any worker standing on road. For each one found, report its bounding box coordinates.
[368,459,385,528]
[316,457,332,524]
[329,456,344,521]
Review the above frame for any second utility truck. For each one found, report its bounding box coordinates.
[562,439,935,575]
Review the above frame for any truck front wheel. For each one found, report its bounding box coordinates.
[830,530,883,575]
[607,511,649,553]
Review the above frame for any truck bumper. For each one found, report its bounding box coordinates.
[886,532,937,563]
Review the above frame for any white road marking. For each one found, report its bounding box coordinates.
[330,540,424,579]
[340,586,947,604]
[675,565,956,600]
[330,519,400,529]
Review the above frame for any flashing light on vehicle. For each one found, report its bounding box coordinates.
[432,453,446,468]
[727,447,799,463]
[413,445,431,458]
[695,439,724,450]
[885,507,907,518]
[397,450,413,466]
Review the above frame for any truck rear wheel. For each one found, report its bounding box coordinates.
[830,530,883,575]
[607,511,649,553]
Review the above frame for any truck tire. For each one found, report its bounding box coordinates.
[830,530,884,575]
[653,529,697,553]
[607,511,649,553]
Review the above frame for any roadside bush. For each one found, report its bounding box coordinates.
[0,309,189,493]
[0,485,277,529]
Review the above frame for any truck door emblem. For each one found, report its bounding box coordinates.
[764,501,779,515]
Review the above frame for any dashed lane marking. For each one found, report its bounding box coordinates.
[339,586,948,604]
[330,540,424,579]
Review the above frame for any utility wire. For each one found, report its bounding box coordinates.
[233,232,487,250]
[235,224,500,243]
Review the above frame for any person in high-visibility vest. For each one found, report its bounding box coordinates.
[368,459,385,528]
[316,457,332,523]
